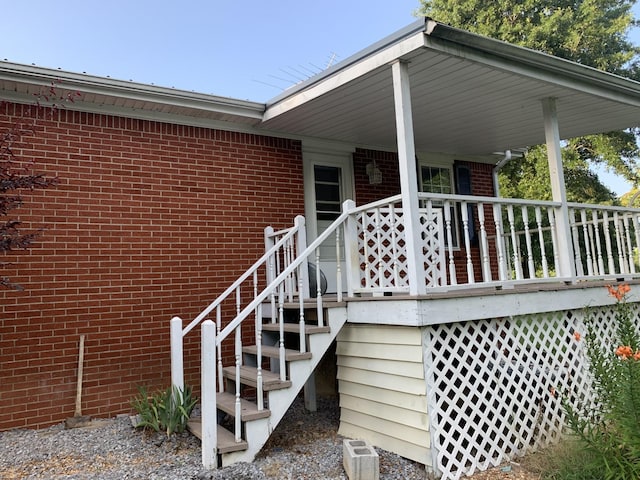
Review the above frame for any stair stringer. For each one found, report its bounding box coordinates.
[220,306,348,467]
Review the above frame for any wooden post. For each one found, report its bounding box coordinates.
[391,60,425,295]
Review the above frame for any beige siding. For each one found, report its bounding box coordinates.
[337,324,431,466]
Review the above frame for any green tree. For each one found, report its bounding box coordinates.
[419,0,640,202]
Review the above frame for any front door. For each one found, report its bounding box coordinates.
[303,149,354,294]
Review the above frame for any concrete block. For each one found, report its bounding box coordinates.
[343,438,379,480]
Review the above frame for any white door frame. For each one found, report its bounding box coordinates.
[302,143,355,293]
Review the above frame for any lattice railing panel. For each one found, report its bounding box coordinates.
[424,304,638,480]
[421,208,445,287]
[357,207,408,290]
[356,206,444,290]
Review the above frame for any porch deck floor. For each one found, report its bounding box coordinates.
[338,277,640,303]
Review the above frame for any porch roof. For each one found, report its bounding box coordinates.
[261,18,640,155]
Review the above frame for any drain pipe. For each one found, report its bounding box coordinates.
[493,150,513,197]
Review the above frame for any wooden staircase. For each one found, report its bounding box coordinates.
[187,301,347,467]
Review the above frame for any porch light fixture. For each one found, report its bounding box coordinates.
[366,160,382,185]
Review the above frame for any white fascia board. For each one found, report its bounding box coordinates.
[262,32,427,122]
[346,285,620,326]
[425,20,640,107]
[0,61,265,121]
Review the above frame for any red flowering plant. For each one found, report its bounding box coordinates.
[561,284,640,479]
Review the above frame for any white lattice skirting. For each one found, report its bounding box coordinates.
[424,304,633,479]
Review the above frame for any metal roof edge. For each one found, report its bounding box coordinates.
[0,61,266,120]
[265,18,427,107]
[425,20,640,97]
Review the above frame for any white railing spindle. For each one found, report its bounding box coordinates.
[478,204,491,282]
[298,264,306,354]
[234,325,241,442]
[216,308,223,392]
[254,271,264,411]
[569,209,583,277]
[461,201,474,283]
[521,206,535,279]
[444,200,457,285]
[278,283,286,382]
[580,209,594,276]
[623,214,635,274]
[507,205,522,280]
[535,207,549,278]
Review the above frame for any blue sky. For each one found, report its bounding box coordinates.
[3,0,640,194]
[2,0,420,101]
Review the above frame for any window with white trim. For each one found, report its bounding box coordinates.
[419,162,461,248]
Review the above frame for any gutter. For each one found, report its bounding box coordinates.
[493,149,524,197]
[424,19,640,101]
[0,61,266,120]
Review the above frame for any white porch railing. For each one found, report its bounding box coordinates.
[346,193,640,293]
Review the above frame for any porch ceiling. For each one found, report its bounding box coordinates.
[261,19,640,156]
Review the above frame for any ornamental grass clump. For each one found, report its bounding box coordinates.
[561,284,640,479]
[131,385,197,437]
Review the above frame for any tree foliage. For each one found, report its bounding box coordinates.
[419,0,640,201]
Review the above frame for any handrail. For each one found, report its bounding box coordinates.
[181,219,303,336]
[568,202,640,213]
[419,192,561,208]
[216,209,351,345]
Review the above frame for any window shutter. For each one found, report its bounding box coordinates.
[455,163,477,246]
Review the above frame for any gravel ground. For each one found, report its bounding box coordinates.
[0,397,540,479]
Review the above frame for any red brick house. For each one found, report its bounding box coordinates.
[2,19,640,479]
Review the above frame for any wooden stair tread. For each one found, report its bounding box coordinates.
[261,323,330,334]
[216,391,270,421]
[222,365,292,391]
[243,344,312,361]
[187,419,248,454]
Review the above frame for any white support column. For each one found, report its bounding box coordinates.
[201,319,218,469]
[294,215,310,299]
[342,199,359,297]
[542,98,576,279]
[170,317,184,394]
[391,60,426,295]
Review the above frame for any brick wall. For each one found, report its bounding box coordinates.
[353,148,401,204]
[0,102,304,430]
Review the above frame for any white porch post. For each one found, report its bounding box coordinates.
[201,319,218,469]
[294,215,311,299]
[170,316,184,394]
[391,60,426,295]
[343,199,359,297]
[542,97,576,279]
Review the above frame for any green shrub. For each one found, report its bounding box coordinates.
[131,384,197,437]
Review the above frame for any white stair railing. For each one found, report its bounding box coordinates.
[171,204,354,467]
